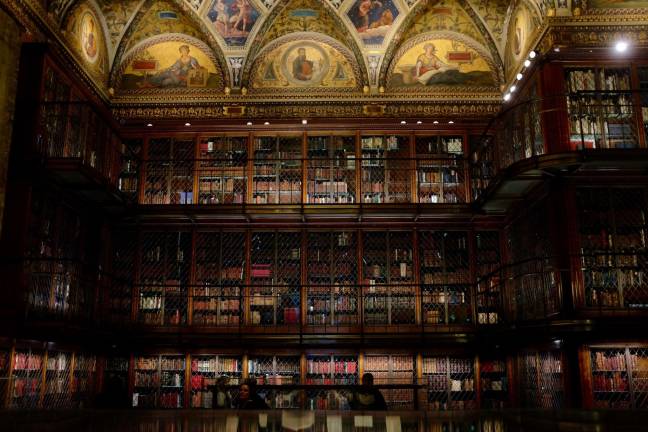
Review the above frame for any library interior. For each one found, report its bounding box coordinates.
[1,0,648,430]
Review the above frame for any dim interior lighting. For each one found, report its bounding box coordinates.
[524,59,531,67]
[264,121,270,125]
[246,121,253,126]
[301,119,307,125]
[528,50,537,59]
[516,73,523,80]
[184,122,191,126]
[615,40,629,52]
[400,120,407,125]
[416,120,422,124]
[433,120,439,124]
[554,46,561,52]
[146,123,153,127]
[503,93,511,102]
[510,85,517,93]
[448,120,454,124]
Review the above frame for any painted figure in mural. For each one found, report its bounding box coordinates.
[357,0,384,31]
[144,45,200,87]
[231,0,252,32]
[513,16,523,56]
[292,48,314,81]
[82,15,98,60]
[414,43,456,85]
[215,0,230,34]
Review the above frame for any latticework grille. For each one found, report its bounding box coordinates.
[133,356,159,408]
[198,136,247,204]
[108,230,135,323]
[248,355,300,408]
[364,354,415,410]
[518,351,564,409]
[252,136,302,204]
[480,359,508,409]
[190,355,242,408]
[0,349,9,408]
[160,355,185,409]
[476,232,502,325]
[44,351,72,408]
[10,350,42,409]
[118,139,141,201]
[361,135,410,203]
[307,135,356,204]
[422,357,476,411]
[103,356,129,408]
[72,354,96,408]
[630,348,648,408]
[591,348,631,408]
[144,138,194,205]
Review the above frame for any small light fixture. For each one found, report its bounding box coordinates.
[416,120,422,125]
[448,120,454,124]
[184,122,191,126]
[524,59,531,67]
[400,120,407,125]
[433,120,439,124]
[301,119,308,125]
[146,123,153,127]
[615,40,629,53]
[510,85,517,93]
[264,121,270,125]
[516,73,523,80]
[553,46,561,53]
[528,50,537,59]
[246,121,253,126]
[503,93,511,102]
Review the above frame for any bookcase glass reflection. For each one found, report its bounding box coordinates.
[72,354,96,408]
[305,355,358,410]
[133,355,185,408]
[307,231,358,326]
[419,231,471,325]
[118,139,142,201]
[250,232,301,325]
[11,350,43,409]
[363,231,415,325]
[193,232,245,326]
[103,356,129,407]
[253,135,302,204]
[198,135,247,204]
[519,350,564,409]
[361,135,410,203]
[248,356,300,408]
[307,134,356,204]
[565,67,638,149]
[0,349,8,406]
[144,138,194,204]
[476,231,502,325]
[422,356,476,410]
[479,358,509,409]
[415,135,465,203]
[363,355,415,409]
[577,187,648,308]
[139,232,191,325]
[589,347,648,409]
[44,350,71,408]
[640,67,648,143]
[190,355,242,408]
[109,231,134,324]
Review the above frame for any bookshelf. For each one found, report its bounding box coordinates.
[103,356,129,406]
[144,137,194,204]
[193,231,245,326]
[519,350,564,409]
[133,356,158,408]
[0,349,8,407]
[109,231,134,323]
[198,135,247,204]
[72,354,96,407]
[422,357,476,411]
[133,355,185,408]
[253,135,302,204]
[577,187,648,308]
[565,67,637,149]
[305,355,358,409]
[118,139,142,201]
[248,355,300,408]
[476,231,502,325]
[639,67,648,144]
[360,135,410,203]
[306,231,358,326]
[160,356,185,409]
[363,354,415,409]
[190,355,242,408]
[415,135,465,203]
[479,358,508,409]
[138,231,191,325]
[44,350,71,408]
[419,231,471,325]
[11,350,43,409]
[363,231,415,325]
[589,347,648,409]
[307,134,356,204]
[250,231,301,325]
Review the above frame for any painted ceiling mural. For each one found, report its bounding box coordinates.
[35,0,641,101]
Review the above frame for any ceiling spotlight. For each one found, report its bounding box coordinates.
[516,73,523,80]
[264,121,270,125]
[553,46,561,52]
[448,121,454,124]
[301,119,308,125]
[400,120,407,125]
[433,120,439,124]
[510,85,517,93]
[246,121,253,126]
[416,120,422,124]
[503,93,511,102]
[528,50,537,59]
[184,122,191,126]
[615,40,629,53]
[146,123,153,127]
[523,59,531,67]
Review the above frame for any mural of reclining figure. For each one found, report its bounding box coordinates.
[414,43,458,85]
[143,45,201,88]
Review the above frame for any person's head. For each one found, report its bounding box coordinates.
[298,48,306,57]
[362,372,374,388]
[179,45,190,55]
[424,43,436,54]
[239,378,257,401]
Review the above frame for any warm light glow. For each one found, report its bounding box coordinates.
[554,46,561,52]
[264,121,270,125]
[246,121,253,126]
[448,121,454,124]
[516,73,523,80]
[524,60,531,67]
[302,119,308,125]
[184,122,191,126]
[510,85,517,93]
[146,123,153,127]
[528,51,537,59]
[400,120,407,125]
[433,120,439,124]
[416,121,422,125]
[615,41,629,53]
[503,93,511,102]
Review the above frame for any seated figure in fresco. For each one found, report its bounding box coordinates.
[292,48,314,81]
[143,45,201,88]
[230,0,252,33]
[414,43,457,85]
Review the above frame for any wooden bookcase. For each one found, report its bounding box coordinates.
[252,134,302,204]
[475,231,502,325]
[10,349,44,409]
[360,134,410,203]
[44,350,72,409]
[197,135,247,204]
[133,354,185,409]
[189,355,242,408]
[479,357,510,409]
[415,134,466,203]
[422,356,476,410]
[143,137,195,205]
[247,355,300,408]
[306,133,356,204]
[518,350,565,409]
[363,354,416,409]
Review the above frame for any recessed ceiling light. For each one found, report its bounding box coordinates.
[184,122,191,126]
[400,120,407,125]
[264,121,270,125]
[516,73,523,80]
[433,120,439,124]
[146,123,153,127]
[510,85,517,93]
[448,121,454,124]
[503,93,511,102]
[615,41,629,53]
[416,121,422,124]
[553,46,561,52]
[246,121,253,126]
[528,50,537,59]
[524,60,531,67]
[302,119,308,125]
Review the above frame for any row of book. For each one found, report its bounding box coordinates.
[306,359,358,375]
[192,358,242,373]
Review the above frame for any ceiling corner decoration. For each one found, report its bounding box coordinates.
[96,0,142,53]
[343,0,403,47]
[204,0,264,48]
[504,0,541,80]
